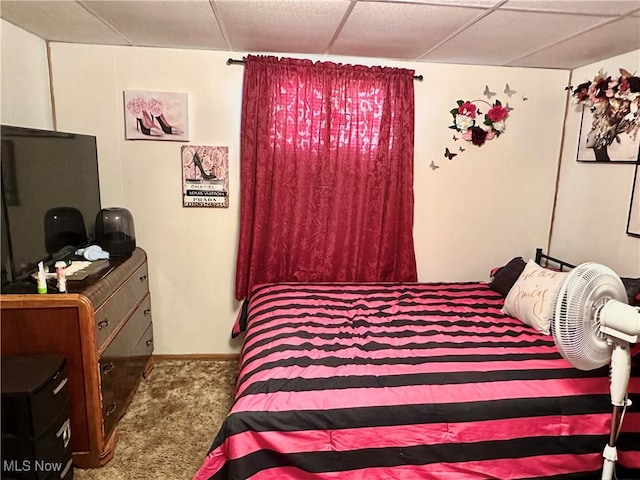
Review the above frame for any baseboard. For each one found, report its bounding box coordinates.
[152,353,240,361]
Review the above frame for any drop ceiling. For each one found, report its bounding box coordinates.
[1,0,639,70]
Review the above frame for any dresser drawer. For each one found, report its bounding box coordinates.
[99,339,129,439]
[128,322,154,386]
[123,294,152,353]
[99,294,152,437]
[2,407,72,480]
[29,365,70,439]
[1,356,69,439]
[94,263,149,348]
[31,409,72,477]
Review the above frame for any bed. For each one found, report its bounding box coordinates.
[193,251,640,480]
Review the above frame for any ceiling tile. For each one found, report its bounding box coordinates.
[374,0,501,6]
[217,0,349,54]
[0,0,637,70]
[501,0,640,16]
[509,16,640,69]
[0,0,130,45]
[83,1,228,50]
[331,2,482,60]
[422,9,615,66]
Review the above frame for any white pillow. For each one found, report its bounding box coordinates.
[502,259,568,334]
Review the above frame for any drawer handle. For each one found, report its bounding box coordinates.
[52,377,68,396]
[144,308,151,316]
[98,319,109,330]
[146,339,153,348]
[139,274,147,282]
[56,419,71,448]
[105,403,117,416]
[102,362,115,375]
[60,458,73,478]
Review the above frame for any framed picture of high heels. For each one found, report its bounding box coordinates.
[181,145,229,208]
[124,90,189,141]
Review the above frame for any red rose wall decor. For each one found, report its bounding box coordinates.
[449,99,510,147]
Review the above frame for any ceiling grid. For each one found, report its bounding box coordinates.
[0,0,638,70]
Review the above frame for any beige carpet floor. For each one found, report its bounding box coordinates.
[74,358,238,480]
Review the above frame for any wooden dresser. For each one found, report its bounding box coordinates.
[0,247,154,468]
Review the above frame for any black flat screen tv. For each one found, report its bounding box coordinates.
[1,125,101,288]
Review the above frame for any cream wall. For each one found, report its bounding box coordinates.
[0,19,52,129]
[46,43,568,353]
[2,23,573,354]
[413,63,568,281]
[49,45,245,354]
[551,50,640,277]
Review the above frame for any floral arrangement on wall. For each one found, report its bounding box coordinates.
[571,68,640,160]
[449,99,510,147]
[431,83,523,171]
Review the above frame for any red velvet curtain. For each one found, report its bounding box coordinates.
[235,55,417,300]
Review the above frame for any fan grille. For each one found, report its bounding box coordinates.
[551,262,627,371]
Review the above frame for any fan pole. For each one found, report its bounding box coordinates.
[601,407,621,480]
[601,343,632,480]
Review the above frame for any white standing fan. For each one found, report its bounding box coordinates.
[551,262,640,480]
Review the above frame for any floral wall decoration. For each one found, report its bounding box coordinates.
[449,99,509,147]
[430,83,521,172]
[572,68,640,163]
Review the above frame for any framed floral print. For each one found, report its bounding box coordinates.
[572,69,640,163]
[577,105,640,163]
[124,91,189,141]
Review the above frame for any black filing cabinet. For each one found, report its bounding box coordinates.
[1,355,74,480]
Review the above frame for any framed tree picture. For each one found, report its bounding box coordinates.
[577,106,640,163]
[628,163,640,237]
[571,69,640,164]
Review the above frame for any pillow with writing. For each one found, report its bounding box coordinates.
[502,259,568,334]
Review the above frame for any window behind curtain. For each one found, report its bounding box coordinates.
[236,55,416,300]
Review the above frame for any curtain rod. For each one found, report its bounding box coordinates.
[226,58,423,81]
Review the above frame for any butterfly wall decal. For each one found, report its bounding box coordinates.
[483,85,497,99]
[505,102,514,112]
[459,146,466,152]
[522,95,528,101]
[503,83,517,97]
[452,134,459,141]
[429,161,440,171]
[444,147,457,160]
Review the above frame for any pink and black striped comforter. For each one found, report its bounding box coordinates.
[193,282,640,480]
